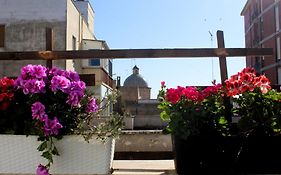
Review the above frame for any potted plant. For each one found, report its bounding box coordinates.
[224,67,281,174]
[158,81,230,174]
[0,64,123,175]
[158,68,281,174]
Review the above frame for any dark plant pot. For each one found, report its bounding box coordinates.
[173,134,281,174]
[236,135,281,174]
[172,135,240,175]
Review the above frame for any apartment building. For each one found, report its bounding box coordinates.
[0,0,113,107]
[241,0,281,84]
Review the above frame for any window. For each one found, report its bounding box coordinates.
[254,56,262,73]
[277,37,281,60]
[89,59,100,66]
[109,60,112,77]
[278,67,281,84]
[0,25,5,47]
[72,36,76,50]
[275,0,280,31]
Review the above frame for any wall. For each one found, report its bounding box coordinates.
[74,0,95,35]
[66,0,81,71]
[80,39,104,71]
[119,87,151,102]
[67,0,95,72]
[79,39,111,74]
[77,39,114,88]
[0,0,66,22]
[122,99,165,129]
[262,0,277,84]
[242,0,280,84]
[0,0,97,77]
[0,0,67,77]
[115,131,172,152]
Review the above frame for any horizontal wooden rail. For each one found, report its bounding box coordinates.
[0,48,273,60]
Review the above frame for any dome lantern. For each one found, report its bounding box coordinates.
[123,66,148,87]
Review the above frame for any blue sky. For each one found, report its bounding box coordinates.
[90,0,248,98]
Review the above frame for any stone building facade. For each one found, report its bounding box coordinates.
[116,66,166,129]
[0,0,94,76]
[0,0,113,114]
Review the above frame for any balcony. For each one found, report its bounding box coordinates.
[80,67,114,88]
[0,38,275,174]
[251,10,260,22]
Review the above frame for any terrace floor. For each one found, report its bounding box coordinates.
[112,160,176,175]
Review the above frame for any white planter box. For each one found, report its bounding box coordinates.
[0,135,115,175]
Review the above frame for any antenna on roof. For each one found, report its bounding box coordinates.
[133,58,137,66]
[208,30,215,81]
[208,30,213,42]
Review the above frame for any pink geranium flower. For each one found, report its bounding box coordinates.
[36,164,49,175]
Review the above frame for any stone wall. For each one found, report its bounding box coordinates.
[0,0,67,77]
[115,130,172,152]
[119,87,151,102]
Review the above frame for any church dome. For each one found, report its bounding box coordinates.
[123,66,148,87]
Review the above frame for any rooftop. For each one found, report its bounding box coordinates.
[112,160,176,175]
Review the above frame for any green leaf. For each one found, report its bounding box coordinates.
[52,146,60,156]
[219,117,227,125]
[42,151,53,164]
[37,141,47,151]
[160,111,170,121]
[162,128,171,134]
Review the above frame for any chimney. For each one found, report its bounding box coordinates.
[117,76,121,88]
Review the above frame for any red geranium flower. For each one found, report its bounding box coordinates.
[0,77,15,110]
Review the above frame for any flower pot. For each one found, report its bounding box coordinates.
[236,135,281,174]
[172,135,241,175]
[173,134,281,174]
[0,134,115,175]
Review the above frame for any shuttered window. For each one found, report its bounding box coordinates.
[0,25,4,47]
[90,59,100,66]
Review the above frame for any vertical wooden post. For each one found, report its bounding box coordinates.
[216,30,232,123]
[46,28,53,68]
[217,30,228,83]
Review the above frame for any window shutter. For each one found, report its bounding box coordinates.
[0,25,5,47]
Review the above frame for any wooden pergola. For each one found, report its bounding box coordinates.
[0,31,272,82]
[0,30,273,122]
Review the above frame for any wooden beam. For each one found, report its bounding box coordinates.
[45,28,53,68]
[0,48,273,60]
[216,30,232,124]
[217,30,228,83]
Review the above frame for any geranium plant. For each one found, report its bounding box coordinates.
[0,77,14,110]
[224,67,281,136]
[0,64,123,175]
[158,81,228,140]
